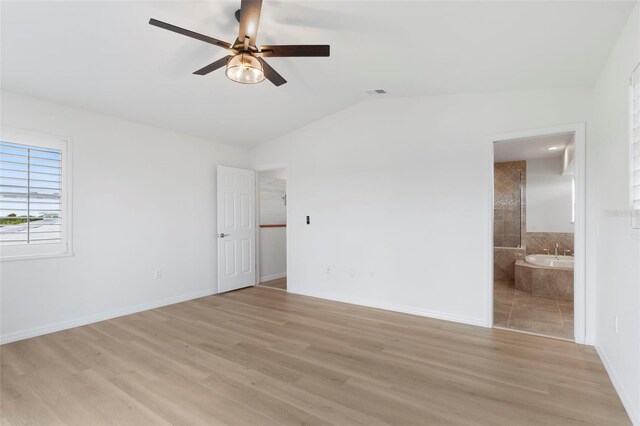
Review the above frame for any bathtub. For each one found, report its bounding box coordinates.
[515,256,574,300]
[525,254,574,269]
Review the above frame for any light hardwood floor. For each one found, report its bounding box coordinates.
[1,286,630,425]
[259,277,287,290]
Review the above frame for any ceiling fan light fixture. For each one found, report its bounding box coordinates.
[149,0,330,87]
[225,53,265,84]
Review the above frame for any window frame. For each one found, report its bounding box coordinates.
[0,127,73,261]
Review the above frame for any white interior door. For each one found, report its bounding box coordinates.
[217,165,256,293]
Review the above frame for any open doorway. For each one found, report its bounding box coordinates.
[257,168,287,291]
[489,124,585,342]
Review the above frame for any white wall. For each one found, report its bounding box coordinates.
[526,156,574,233]
[258,170,287,281]
[591,4,640,424]
[259,228,286,282]
[251,88,593,326]
[258,171,287,225]
[0,91,250,343]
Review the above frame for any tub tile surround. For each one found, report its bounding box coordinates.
[494,247,526,281]
[524,232,574,255]
[515,260,573,300]
[494,161,526,248]
[493,232,573,284]
[494,280,574,340]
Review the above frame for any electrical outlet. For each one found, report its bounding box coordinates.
[155,270,163,279]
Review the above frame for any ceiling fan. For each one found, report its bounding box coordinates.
[149,0,330,87]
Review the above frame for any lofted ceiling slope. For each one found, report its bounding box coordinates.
[1,1,635,146]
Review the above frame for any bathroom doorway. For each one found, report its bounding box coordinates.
[489,124,586,342]
[256,168,288,291]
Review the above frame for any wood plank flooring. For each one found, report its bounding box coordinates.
[260,277,287,290]
[0,286,630,425]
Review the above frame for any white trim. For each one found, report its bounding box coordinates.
[0,251,74,262]
[260,272,287,282]
[494,326,574,342]
[486,139,496,328]
[0,288,216,344]
[253,162,290,173]
[630,68,640,230]
[290,288,486,328]
[487,123,588,344]
[596,345,640,425]
[0,127,74,261]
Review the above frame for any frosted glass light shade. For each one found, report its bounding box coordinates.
[225,53,265,84]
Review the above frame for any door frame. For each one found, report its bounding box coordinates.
[254,162,290,290]
[487,123,588,344]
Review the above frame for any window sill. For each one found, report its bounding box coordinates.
[1,249,74,262]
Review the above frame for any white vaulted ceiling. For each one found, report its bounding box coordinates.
[1,1,635,146]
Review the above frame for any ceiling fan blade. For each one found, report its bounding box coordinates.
[149,18,232,50]
[193,56,232,75]
[259,45,330,58]
[238,0,263,46]
[257,58,287,87]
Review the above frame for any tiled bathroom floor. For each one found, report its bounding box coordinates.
[494,280,574,340]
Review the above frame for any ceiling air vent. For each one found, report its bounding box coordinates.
[365,89,387,95]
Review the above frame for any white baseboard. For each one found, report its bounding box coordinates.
[289,288,486,328]
[0,288,217,345]
[259,272,287,283]
[596,345,639,425]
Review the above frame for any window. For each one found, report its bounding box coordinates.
[0,128,72,260]
[632,64,640,229]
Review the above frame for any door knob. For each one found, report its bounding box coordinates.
[218,233,229,238]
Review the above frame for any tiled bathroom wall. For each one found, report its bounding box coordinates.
[494,161,526,247]
[523,232,574,255]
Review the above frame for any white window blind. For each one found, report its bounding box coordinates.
[0,129,71,260]
[632,64,640,228]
